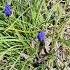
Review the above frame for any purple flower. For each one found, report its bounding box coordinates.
[37,32,46,42]
[4,4,12,17]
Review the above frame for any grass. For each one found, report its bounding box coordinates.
[0,0,70,70]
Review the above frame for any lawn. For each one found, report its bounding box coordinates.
[0,0,70,70]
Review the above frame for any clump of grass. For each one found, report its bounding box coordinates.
[0,0,70,70]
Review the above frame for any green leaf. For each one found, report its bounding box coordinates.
[0,20,6,25]
[0,12,5,20]
[63,40,70,47]
[60,38,70,47]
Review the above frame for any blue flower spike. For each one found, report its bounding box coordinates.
[4,4,12,17]
[37,32,46,42]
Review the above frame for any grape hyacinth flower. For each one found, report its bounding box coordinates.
[4,4,12,17]
[37,32,46,42]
